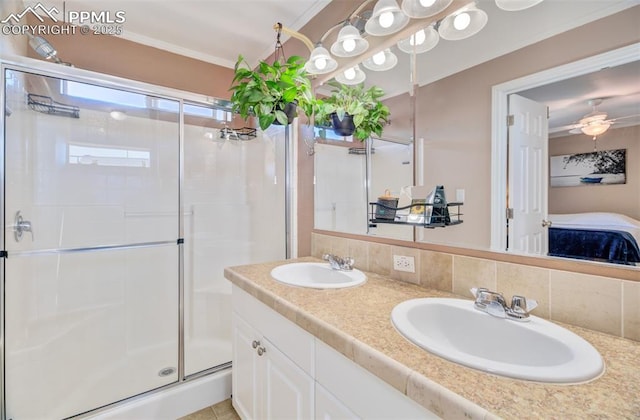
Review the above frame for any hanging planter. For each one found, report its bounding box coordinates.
[273,101,298,126]
[330,112,355,136]
[229,55,314,131]
[315,81,390,141]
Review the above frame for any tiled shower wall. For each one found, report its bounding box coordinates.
[312,233,640,342]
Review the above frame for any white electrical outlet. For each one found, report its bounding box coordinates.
[393,255,415,273]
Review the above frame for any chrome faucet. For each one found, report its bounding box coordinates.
[470,287,538,322]
[322,253,355,271]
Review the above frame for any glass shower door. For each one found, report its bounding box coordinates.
[3,69,180,419]
[182,105,286,376]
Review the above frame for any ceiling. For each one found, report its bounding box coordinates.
[20,0,640,135]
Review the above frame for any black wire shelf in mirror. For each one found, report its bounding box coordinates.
[368,201,463,229]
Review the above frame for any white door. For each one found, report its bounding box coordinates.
[508,94,549,254]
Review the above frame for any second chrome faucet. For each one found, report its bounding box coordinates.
[322,254,355,271]
[470,287,538,322]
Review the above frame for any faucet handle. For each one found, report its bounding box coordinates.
[511,295,538,313]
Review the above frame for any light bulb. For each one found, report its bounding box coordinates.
[314,57,327,70]
[344,67,356,80]
[342,38,356,52]
[379,11,394,28]
[454,12,471,31]
[419,0,436,6]
[410,29,426,46]
[372,51,386,65]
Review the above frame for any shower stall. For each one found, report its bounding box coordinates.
[1,59,289,419]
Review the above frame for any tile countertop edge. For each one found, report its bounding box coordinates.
[223,262,491,419]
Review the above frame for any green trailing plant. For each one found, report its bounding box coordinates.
[315,81,390,141]
[229,55,314,131]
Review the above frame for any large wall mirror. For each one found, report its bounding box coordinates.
[313,1,639,271]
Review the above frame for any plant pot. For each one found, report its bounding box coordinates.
[273,101,298,126]
[331,113,355,136]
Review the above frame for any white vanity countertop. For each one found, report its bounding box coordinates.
[224,257,640,419]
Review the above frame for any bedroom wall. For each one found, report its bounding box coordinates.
[549,125,640,220]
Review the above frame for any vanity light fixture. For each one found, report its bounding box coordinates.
[495,0,544,12]
[397,25,439,54]
[331,23,369,57]
[335,64,367,85]
[438,2,488,41]
[400,0,453,18]
[305,43,339,74]
[365,0,410,36]
[363,49,398,71]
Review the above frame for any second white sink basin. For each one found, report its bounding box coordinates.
[391,298,604,383]
[270,262,366,289]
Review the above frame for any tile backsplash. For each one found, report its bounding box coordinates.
[312,233,639,342]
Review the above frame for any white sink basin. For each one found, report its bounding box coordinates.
[270,262,366,289]
[391,298,604,383]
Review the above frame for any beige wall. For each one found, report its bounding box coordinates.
[411,6,640,250]
[0,1,28,56]
[549,125,640,218]
[19,16,234,99]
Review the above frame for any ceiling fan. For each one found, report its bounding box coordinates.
[565,98,639,137]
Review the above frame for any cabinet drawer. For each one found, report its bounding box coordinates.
[315,340,439,419]
[232,285,314,375]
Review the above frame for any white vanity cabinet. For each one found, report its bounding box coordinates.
[231,285,439,420]
[232,287,315,420]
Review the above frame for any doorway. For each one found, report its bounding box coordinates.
[490,43,640,253]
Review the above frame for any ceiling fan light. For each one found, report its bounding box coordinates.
[398,26,439,54]
[331,24,369,57]
[581,121,611,137]
[363,49,398,71]
[305,45,338,74]
[365,0,409,36]
[335,64,366,85]
[438,4,488,41]
[401,0,453,18]
[495,0,544,12]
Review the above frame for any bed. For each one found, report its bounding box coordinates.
[548,212,640,265]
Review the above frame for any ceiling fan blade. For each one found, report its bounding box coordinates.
[549,123,581,134]
[609,113,640,122]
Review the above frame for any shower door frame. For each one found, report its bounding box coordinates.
[0,55,296,419]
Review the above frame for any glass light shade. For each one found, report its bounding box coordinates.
[330,24,369,57]
[398,26,439,54]
[495,0,543,11]
[365,0,410,36]
[304,45,338,74]
[335,65,366,85]
[401,0,453,18]
[581,121,611,137]
[362,49,398,71]
[438,4,488,41]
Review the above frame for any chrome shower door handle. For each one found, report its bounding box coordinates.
[14,211,34,242]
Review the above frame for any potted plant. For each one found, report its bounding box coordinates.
[314,81,390,141]
[229,55,314,131]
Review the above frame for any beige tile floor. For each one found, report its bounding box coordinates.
[178,399,240,420]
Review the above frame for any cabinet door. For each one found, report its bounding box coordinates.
[262,337,314,420]
[316,383,360,419]
[232,313,261,419]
